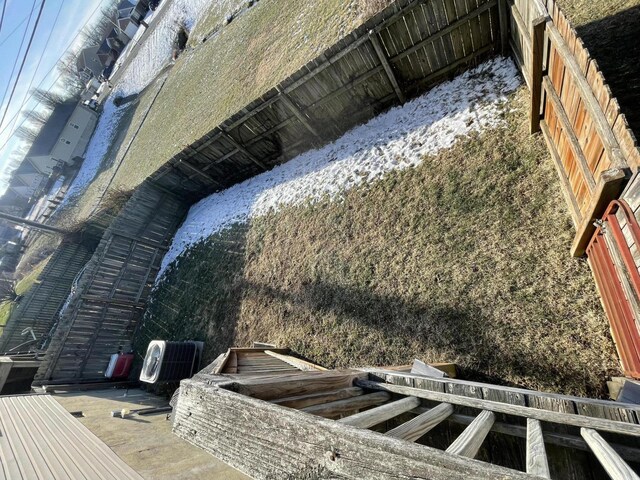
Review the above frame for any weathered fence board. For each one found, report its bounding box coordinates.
[508,0,640,257]
[35,183,188,382]
[148,0,501,201]
[0,243,93,354]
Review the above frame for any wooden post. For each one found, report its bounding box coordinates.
[571,167,627,257]
[386,403,454,442]
[497,0,509,54]
[0,211,66,235]
[446,410,495,458]
[526,419,551,478]
[529,15,547,134]
[581,428,640,480]
[369,30,405,104]
[276,89,321,140]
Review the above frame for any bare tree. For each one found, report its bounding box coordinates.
[30,88,66,110]
[21,110,49,128]
[14,124,40,144]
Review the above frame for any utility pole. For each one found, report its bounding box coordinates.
[0,212,66,235]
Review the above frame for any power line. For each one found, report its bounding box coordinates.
[9,1,65,136]
[0,0,37,124]
[0,15,29,49]
[0,0,6,36]
[0,0,48,130]
[0,1,106,151]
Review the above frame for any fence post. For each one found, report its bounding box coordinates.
[497,0,508,54]
[369,30,405,104]
[529,15,547,134]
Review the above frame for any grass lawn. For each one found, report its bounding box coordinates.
[0,256,50,333]
[136,88,619,398]
[62,0,638,221]
[65,0,392,216]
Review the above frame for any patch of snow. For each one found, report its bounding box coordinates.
[114,0,241,97]
[159,57,521,276]
[63,98,129,201]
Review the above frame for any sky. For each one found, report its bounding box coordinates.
[0,0,109,194]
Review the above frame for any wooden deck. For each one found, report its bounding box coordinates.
[0,394,141,479]
[173,368,640,479]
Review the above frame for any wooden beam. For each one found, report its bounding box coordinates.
[408,408,640,463]
[339,396,420,428]
[386,403,454,442]
[224,370,368,401]
[219,131,268,171]
[302,391,391,418]
[276,90,321,139]
[272,387,364,409]
[264,350,327,371]
[526,419,551,478]
[571,167,627,257]
[497,0,508,54]
[355,379,640,437]
[175,380,539,479]
[529,16,547,134]
[581,428,640,480]
[542,77,596,192]
[177,159,222,188]
[369,31,405,104]
[446,410,495,458]
[546,23,627,170]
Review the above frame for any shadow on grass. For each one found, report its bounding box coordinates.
[576,6,640,135]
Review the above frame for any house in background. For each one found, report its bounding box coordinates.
[76,45,104,82]
[9,101,98,201]
[75,1,151,81]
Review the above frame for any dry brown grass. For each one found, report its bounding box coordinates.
[137,88,620,397]
[357,0,395,21]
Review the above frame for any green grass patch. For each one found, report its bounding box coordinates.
[71,0,391,214]
[0,302,13,328]
[138,89,619,397]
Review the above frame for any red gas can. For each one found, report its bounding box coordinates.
[105,353,134,379]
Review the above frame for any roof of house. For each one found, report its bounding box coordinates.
[76,44,102,73]
[27,101,77,157]
[15,159,41,176]
[0,394,143,479]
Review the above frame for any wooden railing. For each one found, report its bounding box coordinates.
[174,369,640,479]
[508,0,640,256]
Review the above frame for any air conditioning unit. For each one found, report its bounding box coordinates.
[139,340,203,384]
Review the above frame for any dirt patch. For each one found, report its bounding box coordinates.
[138,89,620,397]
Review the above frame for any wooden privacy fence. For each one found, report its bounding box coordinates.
[148,0,503,200]
[31,0,506,383]
[508,0,640,256]
[35,183,188,383]
[0,243,93,354]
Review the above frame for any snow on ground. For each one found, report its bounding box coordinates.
[63,99,129,201]
[159,57,521,275]
[114,0,238,97]
[63,0,221,200]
